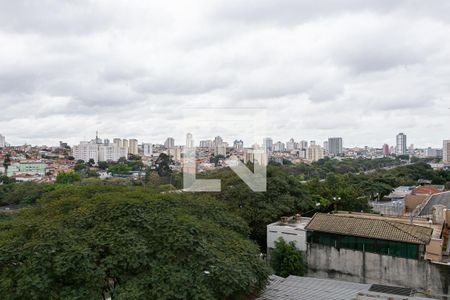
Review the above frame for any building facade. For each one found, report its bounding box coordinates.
[0,134,5,148]
[443,140,450,163]
[396,133,407,155]
[328,137,343,156]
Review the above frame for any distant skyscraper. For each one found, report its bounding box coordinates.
[273,141,285,152]
[164,137,175,149]
[213,136,223,147]
[143,143,153,156]
[113,138,122,147]
[286,138,296,151]
[328,137,343,156]
[323,141,329,153]
[299,140,308,149]
[383,144,390,156]
[307,145,324,162]
[214,143,227,156]
[233,139,244,150]
[443,140,450,164]
[263,137,273,152]
[199,140,213,148]
[396,133,407,155]
[129,139,139,155]
[122,139,129,151]
[0,134,5,148]
[186,133,194,148]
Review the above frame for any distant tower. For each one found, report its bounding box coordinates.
[186,133,194,148]
[396,133,407,155]
[383,144,390,156]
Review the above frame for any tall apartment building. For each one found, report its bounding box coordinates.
[273,141,285,152]
[122,139,129,151]
[113,138,122,147]
[73,141,128,163]
[396,132,407,155]
[0,134,5,148]
[98,144,128,161]
[186,133,194,148]
[233,139,244,150]
[307,145,324,162]
[164,137,175,149]
[263,137,273,152]
[443,140,450,163]
[213,136,223,147]
[286,138,296,151]
[383,144,390,156]
[328,137,343,156]
[299,140,308,150]
[143,143,153,156]
[199,140,213,148]
[214,143,227,156]
[128,139,139,155]
[72,142,101,163]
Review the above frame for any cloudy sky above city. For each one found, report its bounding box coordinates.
[0,0,449,147]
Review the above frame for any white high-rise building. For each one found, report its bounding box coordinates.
[263,137,273,152]
[186,133,194,148]
[328,137,343,156]
[129,139,139,155]
[286,138,296,151]
[113,138,122,147]
[213,136,223,147]
[199,140,213,148]
[164,137,175,149]
[443,140,450,164]
[98,144,128,162]
[122,139,129,151]
[72,141,100,163]
[273,141,285,152]
[233,139,244,150]
[73,141,128,163]
[143,143,153,156]
[299,140,308,149]
[307,145,324,162]
[214,143,227,156]
[396,133,407,155]
[0,134,5,148]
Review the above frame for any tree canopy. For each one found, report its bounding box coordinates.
[0,185,269,300]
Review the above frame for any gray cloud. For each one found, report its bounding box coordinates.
[0,0,449,147]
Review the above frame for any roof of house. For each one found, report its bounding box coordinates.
[414,185,442,195]
[305,213,433,245]
[257,276,434,300]
[419,191,450,216]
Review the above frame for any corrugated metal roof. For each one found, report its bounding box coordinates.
[257,276,435,300]
[305,213,432,245]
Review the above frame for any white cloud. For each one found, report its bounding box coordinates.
[0,0,449,147]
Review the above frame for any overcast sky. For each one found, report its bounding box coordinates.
[0,0,449,148]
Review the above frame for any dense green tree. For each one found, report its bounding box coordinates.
[0,182,55,206]
[0,186,269,300]
[270,238,306,278]
[55,172,81,184]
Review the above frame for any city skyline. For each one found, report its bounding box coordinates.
[0,130,448,151]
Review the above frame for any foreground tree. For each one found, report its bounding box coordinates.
[0,186,269,299]
[270,238,306,278]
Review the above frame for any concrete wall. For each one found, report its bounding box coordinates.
[267,225,307,252]
[307,244,450,299]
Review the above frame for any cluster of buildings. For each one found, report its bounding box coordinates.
[267,206,450,298]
